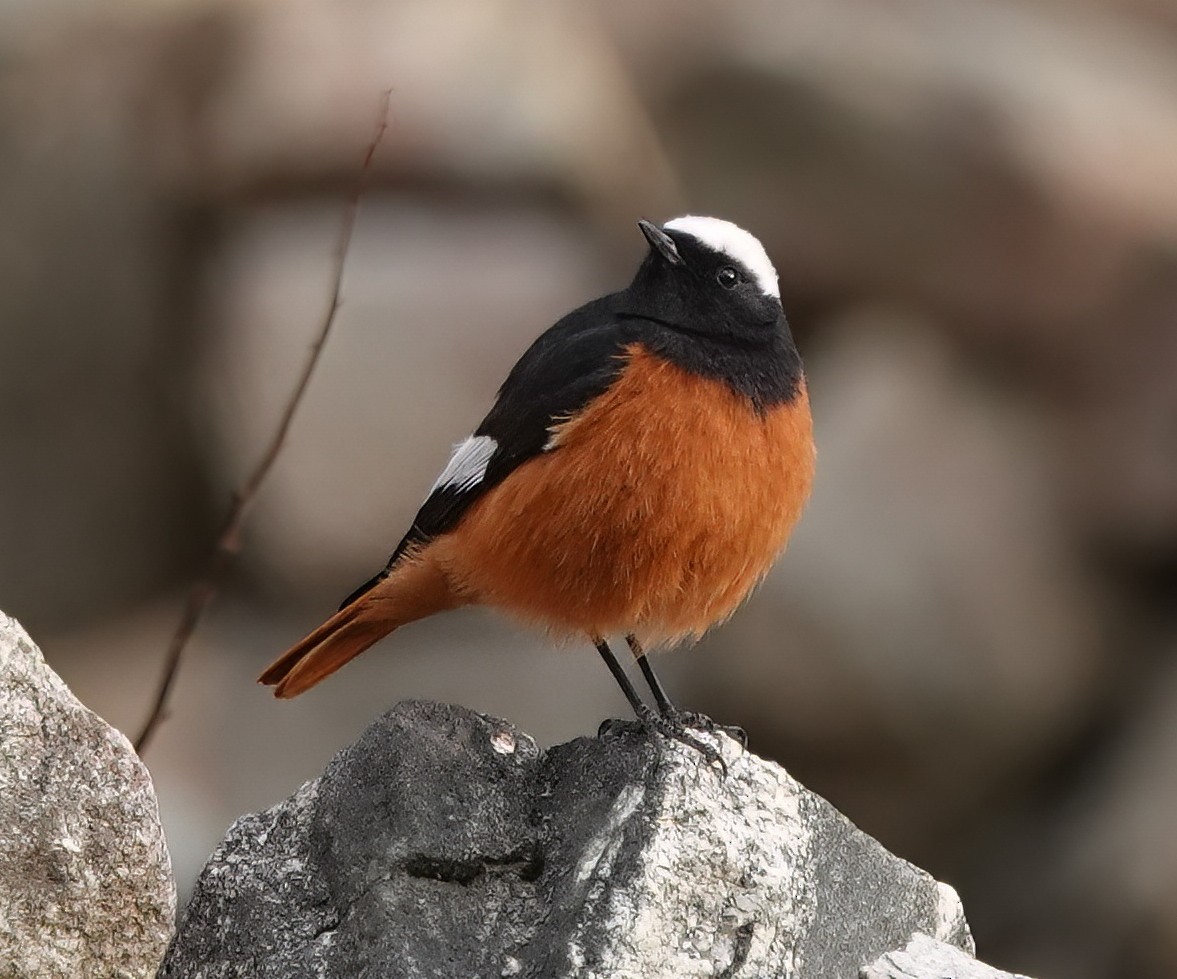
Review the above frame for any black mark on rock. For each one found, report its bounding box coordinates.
[404,845,544,886]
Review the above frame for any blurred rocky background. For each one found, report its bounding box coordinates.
[1,1,1174,976]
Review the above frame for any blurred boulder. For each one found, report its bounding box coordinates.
[190,0,679,223]
[0,611,175,978]
[0,14,219,631]
[1044,633,1177,977]
[603,0,1177,352]
[1060,252,1177,560]
[161,700,989,979]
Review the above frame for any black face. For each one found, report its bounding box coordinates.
[620,221,802,411]
[625,225,783,344]
[669,229,783,333]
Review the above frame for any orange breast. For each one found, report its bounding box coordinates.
[433,344,815,644]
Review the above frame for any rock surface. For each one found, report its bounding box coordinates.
[0,612,175,977]
[863,933,1031,979]
[160,700,1014,979]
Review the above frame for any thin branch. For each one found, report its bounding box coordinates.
[133,91,393,754]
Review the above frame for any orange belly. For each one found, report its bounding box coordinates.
[432,345,815,644]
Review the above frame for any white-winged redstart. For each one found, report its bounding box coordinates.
[260,216,815,762]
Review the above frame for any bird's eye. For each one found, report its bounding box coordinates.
[716,266,740,289]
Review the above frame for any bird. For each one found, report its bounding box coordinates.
[259,216,815,765]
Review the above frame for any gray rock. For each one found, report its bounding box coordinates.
[162,700,989,979]
[863,933,1031,979]
[0,611,175,978]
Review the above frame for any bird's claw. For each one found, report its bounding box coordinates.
[636,704,729,775]
[669,710,749,749]
[598,709,745,776]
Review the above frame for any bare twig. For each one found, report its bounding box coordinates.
[133,92,393,754]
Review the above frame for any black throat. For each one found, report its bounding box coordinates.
[618,312,804,413]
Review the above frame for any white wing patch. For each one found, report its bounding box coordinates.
[431,434,497,493]
[663,215,780,300]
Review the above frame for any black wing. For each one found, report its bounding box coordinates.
[339,294,639,608]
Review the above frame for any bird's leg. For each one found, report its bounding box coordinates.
[594,637,647,717]
[595,637,725,771]
[627,634,675,715]
[626,634,749,750]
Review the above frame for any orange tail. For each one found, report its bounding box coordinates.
[258,550,460,698]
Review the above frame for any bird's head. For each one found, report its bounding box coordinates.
[629,216,783,340]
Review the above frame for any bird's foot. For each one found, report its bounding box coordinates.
[637,704,728,775]
[666,710,749,750]
[596,710,743,775]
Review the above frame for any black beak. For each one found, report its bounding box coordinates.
[638,219,684,266]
